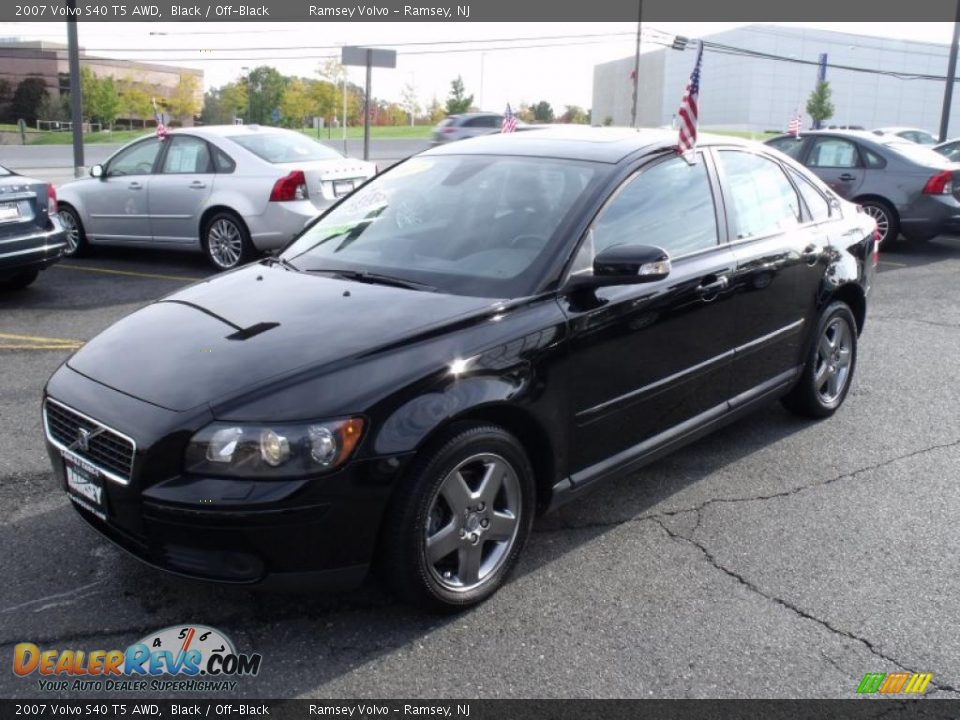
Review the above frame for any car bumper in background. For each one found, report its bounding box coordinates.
[899,194,960,240]
[245,200,328,251]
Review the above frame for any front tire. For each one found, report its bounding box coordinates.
[202,212,252,271]
[782,301,858,418]
[58,205,86,257]
[379,424,535,612]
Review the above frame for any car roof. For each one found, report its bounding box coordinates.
[423,126,755,163]
[170,125,298,138]
[768,129,911,149]
[874,126,930,134]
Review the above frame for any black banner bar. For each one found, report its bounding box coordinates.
[1,700,959,720]
[3,0,960,22]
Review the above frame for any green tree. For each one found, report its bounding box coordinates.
[445,75,473,114]
[37,94,70,123]
[806,81,834,129]
[168,74,201,124]
[307,79,338,125]
[11,77,49,125]
[92,75,121,130]
[246,66,286,125]
[120,78,153,128]
[426,96,445,124]
[559,105,588,124]
[220,81,248,122]
[532,100,554,123]
[280,78,312,128]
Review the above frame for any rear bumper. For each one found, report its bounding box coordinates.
[899,194,960,239]
[245,200,331,252]
[0,221,66,275]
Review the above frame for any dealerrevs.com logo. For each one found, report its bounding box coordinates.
[13,625,262,693]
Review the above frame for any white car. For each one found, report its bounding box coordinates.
[57,125,377,270]
[872,127,938,145]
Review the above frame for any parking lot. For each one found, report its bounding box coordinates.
[1,238,959,699]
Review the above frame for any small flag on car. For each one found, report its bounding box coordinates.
[502,104,518,134]
[788,111,802,137]
[677,41,704,161]
[152,98,167,139]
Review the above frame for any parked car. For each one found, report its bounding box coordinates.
[432,112,505,145]
[56,126,376,271]
[872,127,938,145]
[43,128,876,611]
[933,138,960,162]
[0,164,65,291]
[766,129,960,244]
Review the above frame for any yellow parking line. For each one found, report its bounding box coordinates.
[0,332,84,344]
[0,332,84,351]
[53,264,203,283]
[0,343,83,351]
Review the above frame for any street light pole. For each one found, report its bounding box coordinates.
[939,0,960,142]
[66,0,84,177]
[629,0,642,128]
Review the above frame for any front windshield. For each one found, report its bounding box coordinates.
[282,154,601,298]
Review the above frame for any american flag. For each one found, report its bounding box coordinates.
[677,41,704,159]
[152,98,167,139]
[501,104,518,134]
[788,111,803,137]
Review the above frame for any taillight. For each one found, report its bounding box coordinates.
[442,127,456,134]
[47,184,57,215]
[872,228,880,267]
[269,171,308,202]
[923,170,953,195]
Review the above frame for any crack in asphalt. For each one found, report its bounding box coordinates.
[871,314,960,331]
[535,436,960,535]
[652,516,960,697]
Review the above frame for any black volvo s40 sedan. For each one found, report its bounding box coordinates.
[43,128,878,611]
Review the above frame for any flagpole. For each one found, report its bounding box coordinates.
[630,0,642,129]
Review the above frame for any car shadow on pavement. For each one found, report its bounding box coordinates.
[878,235,960,273]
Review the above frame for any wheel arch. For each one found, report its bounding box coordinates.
[851,194,899,221]
[199,205,250,241]
[825,282,867,336]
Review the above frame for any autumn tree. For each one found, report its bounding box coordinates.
[168,74,201,124]
[120,78,153,128]
[280,78,312,128]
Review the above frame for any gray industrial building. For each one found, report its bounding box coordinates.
[593,25,959,136]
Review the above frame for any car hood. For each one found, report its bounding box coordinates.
[67,264,497,412]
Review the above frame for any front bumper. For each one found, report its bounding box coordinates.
[43,368,408,591]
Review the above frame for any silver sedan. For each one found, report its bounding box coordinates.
[56,125,376,270]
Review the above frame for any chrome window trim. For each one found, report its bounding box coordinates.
[43,397,137,486]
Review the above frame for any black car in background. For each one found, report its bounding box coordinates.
[43,129,877,611]
[766,130,960,245]
[0,164,65,291]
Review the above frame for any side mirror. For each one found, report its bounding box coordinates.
[90,164,104,178]
[567,244,671,290]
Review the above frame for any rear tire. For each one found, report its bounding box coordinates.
[0,268,39,291]
[378,423,535,612]
[202,211,253,271]
[859,199,899,247]
[58,205,86,257]
[782,302,858,419]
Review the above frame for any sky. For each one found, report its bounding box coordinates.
[0,21,955,113]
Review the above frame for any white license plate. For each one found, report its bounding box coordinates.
[65,460,107,519]
[333,180,355,197]
[0,202,20,222]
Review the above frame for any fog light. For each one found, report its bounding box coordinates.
[309,426,338,466]
[207,427,243,463]
[259,429,290,467]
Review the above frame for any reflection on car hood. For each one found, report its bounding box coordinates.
[67,264,496,411]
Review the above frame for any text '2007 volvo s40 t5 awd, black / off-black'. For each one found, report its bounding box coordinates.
[43,128,878,611]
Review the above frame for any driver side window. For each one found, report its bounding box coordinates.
[107,138,163,176]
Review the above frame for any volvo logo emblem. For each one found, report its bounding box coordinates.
[77,428,91,451]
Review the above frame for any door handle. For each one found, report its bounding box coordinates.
[838,173,856,181]
[696,275,729,300]
[801,244,822,265]
[189,181,207,189]
[128,182,142,190]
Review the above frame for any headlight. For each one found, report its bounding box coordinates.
[185,417,364,478]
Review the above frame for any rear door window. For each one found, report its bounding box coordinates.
[718,150,801,239]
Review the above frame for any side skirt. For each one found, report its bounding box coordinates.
[547,367,801,512]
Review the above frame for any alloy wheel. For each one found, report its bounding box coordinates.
[863,204,890,243]
[207,218,243,269]
[59,210,79,254]
[814,316,853,405]
[424,453,522,592]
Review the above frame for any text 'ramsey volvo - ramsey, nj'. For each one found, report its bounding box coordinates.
[42,128,878,611]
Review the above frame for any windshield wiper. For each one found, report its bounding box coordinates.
[261,256,300,272]
[306,268,437,292]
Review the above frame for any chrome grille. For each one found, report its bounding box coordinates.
[44,399,135,484]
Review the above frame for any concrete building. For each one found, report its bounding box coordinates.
[0,39,203,126]
[593,25,960,137]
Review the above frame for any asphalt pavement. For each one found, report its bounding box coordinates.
[0,240,958,699]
